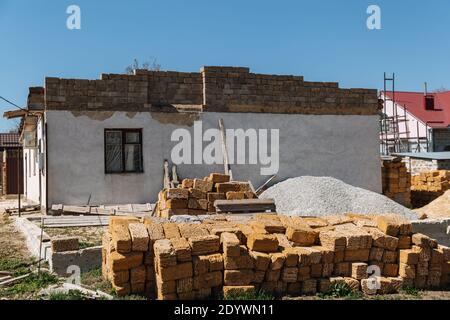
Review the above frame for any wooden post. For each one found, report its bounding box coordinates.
[163,160,171,189]
[218,119,233,181]
[17,149,21,217]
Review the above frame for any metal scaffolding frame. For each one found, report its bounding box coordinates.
[380,73,429,155]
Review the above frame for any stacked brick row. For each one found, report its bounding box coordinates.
[155,173,256,218]
[411,170,450,207]
[201,67,379,114]
[103,213,450,299]
[43,66,379,116]
[102,216,165,297]
[381,158,411,207]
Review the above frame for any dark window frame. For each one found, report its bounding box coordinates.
[104,129,144,174]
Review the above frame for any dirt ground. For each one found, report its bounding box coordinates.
[284,290,450,301]
[44,226,106,247]
[0,214,34,269]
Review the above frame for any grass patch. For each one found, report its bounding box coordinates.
[402,287,421,297]
[79,242,95,249]
[1,272,59,298]
[48,290,89,300]
[80,268,114,295]
[318,282,363,300]
[222,290,274,301]
[0,258,32,276]
[116,294,148,301]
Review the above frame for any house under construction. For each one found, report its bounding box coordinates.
[380,74,450,155]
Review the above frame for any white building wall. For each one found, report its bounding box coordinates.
[382,96,428,140]
[44,110,382,206]
[23,116,46,207]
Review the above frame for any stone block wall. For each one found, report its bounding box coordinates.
[409,158,439,175]
[43,66,379,116]
[201,66,378,115]
[381,158,411,207]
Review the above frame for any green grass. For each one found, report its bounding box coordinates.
[318,282,363,300]
[47,290,90,300]
[0,258,32,276]
[1,272,59,298]
[80,268,114,295]
[402,287,421,297]
[222,290,274,301]
[79,242,96,249]
[116,294,148,300]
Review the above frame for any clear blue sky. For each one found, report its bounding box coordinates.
[1,0,450,131]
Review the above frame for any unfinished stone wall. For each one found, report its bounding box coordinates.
[102,214,450,299]
[381,158,411,207]
[411,170,450,208]
[409,158,439,175]
[201,66,378,115]
[43,66,379,115]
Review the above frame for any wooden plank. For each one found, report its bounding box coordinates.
[0,276,12,282]
[6,204,40,214]
[255,175,277,195]
[163,160,171,189]
[218,119,233,180]
[3,109,27,119]
[43,223,108,228]
[214,199,276,213]
[0,273,31,287]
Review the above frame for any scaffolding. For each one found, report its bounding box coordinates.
[380,73,429,155]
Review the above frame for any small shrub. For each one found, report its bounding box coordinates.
[319,282,363,299]
[48,290,88,300]
[403,287,421,296]
[222,290,274,301]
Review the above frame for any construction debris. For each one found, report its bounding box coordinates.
[5,204,41,215]
[411,170,450,208]
[102,213,450,299]
[260,176,418,219]
[0,273,32,287]
[39,283,113,300]
[154,173,258,218]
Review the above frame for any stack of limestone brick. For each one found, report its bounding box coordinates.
[411,170,450,208]
[102,213,450,299]
[155,173,256,218]
[381,158,411,207]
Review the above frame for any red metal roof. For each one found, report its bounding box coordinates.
[0,133,21,148]
[384,91,450,128]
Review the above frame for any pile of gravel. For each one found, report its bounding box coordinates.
[260,176,418,220]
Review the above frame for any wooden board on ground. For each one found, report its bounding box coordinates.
[214,199,276,213]
[28,216,110,228]
[5,204,41,215]
[49,203,154,216]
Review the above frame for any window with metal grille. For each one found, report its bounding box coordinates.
[105,129,143,173]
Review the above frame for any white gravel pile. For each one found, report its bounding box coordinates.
[260,176,418,220]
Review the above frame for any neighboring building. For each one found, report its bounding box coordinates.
[380,90,450,154]
[395,152,450,175]
[0,133,23,195]
[5,66,381,211]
